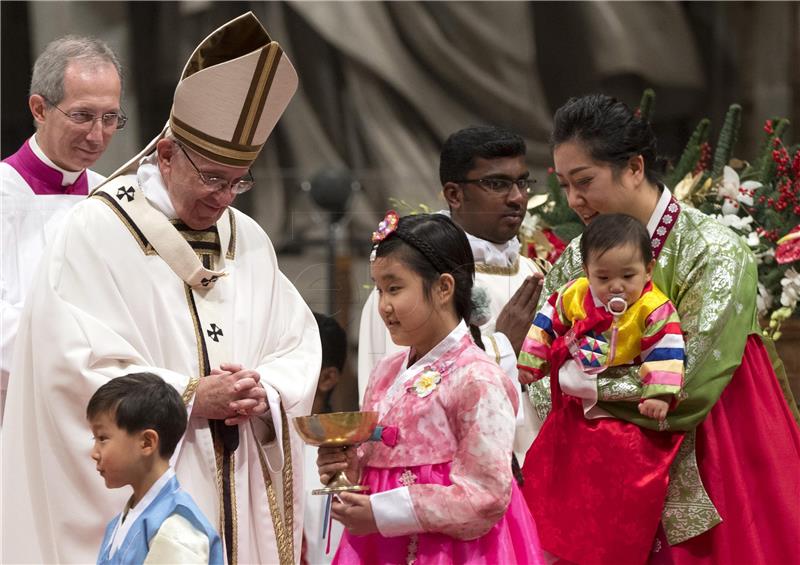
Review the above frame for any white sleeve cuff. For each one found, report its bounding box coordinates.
[488,331,524,422]
[371,486,423,537]
[261,383,284,473]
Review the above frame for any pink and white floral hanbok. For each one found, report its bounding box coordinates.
[333,322,544,564]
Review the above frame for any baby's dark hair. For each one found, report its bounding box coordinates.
[374,214,475,328]
[551,93,667,185]
[86,372,187,459]
[580,213,652,266]
[439,126,526,185]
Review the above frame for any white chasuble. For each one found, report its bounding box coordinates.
[1,173,321,564]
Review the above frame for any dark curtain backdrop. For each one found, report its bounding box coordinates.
[116,2,708,242]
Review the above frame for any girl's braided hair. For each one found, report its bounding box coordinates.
[373,214,484,348]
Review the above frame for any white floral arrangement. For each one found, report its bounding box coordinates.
[671,107,800,339]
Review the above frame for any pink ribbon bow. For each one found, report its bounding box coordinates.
[370,425,399,447]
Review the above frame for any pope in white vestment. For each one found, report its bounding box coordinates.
[2,13,320,565]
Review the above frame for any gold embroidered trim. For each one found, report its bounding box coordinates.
[214,434,225,553]
[171,118,260,162]
[226,211,237,260]
[662,429,722,544]
[253,409,295,565]
[487,334,502,365]
[280,410,295,563]
[178,230,220,245]
[234,46,270,143]
[92,192,156,256]
[184,285,207,378]
[230,451,238,565]
[531,256,552,275]
[236,44,280,145]
[182,377,200,405]
[475,258,520,275]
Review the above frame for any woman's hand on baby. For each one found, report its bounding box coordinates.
[639,398,669,421]
[331,492,378,536]
[317,446,359,486]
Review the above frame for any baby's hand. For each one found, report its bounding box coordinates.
[518,368,536,385]
[639,398,669,421]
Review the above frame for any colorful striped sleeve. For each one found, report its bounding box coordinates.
[639,300,685,401]
[517,291,561,381]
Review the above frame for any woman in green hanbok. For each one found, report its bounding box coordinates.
[521,94,800,565]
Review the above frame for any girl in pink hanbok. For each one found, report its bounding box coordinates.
[318,212,544,565]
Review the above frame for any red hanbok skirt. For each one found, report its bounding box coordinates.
[523,335,800,564]
[650,335,800,564]
[521,396,684,565]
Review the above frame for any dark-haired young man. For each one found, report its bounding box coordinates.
[358,125,546,460]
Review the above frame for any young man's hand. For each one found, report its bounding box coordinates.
[495,274,544,354]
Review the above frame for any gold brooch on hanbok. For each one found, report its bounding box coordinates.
[408,369,442,398]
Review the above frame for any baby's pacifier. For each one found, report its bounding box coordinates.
[606,296,628,316]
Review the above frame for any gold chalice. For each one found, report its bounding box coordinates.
[293,411,379,495]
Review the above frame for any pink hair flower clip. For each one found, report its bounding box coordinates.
[372,210,400,244]
[370,210,400,262]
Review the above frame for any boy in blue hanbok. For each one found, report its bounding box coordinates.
[88,373,223,564]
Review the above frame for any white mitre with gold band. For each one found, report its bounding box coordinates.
[169,11,297,167]
[102,10,297,180]
[90,12,297,292]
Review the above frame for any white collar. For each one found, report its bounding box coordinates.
[378,320,468,418]
[29,134,84,186]
[436,210,520,267]
[137,152,178,219]
[401,320,469,373]
[646,187,673,237]
[107,467,175,557]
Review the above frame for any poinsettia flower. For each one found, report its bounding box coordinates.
[718,166,761,214]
